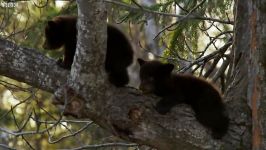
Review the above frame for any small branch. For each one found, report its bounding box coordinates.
[0,144,16,150]
[0,80,33,92]
[59,143,138,150]
[155,0,206,39]
[48,122,93,144]
[203,56,221,78]
[180,40,232,72]
[197,31,233,58]
[0,92,35,121]
[104,0,233,25]
[212,57,230,82]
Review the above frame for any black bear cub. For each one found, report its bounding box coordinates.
[137,59,229,139]
[43,16,133,87]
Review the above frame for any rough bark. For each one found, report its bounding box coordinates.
[225,0,266,149]
[221,0,253,149]
[236,0,266,149]
[0,0,258,150]
[0,39,68,92]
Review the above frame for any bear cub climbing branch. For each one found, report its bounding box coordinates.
[43,16,133,87]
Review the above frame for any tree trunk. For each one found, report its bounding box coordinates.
[233,0,266,149]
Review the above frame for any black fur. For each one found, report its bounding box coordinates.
[137,58,229,139]
[43,16,133,87]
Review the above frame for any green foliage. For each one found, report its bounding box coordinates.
[114,0,232,62]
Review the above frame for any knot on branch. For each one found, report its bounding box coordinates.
[52,85,87,118]
[128,107,143,125]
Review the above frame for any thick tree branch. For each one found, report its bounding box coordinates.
[0,38,68,92]
[0,35,249,150]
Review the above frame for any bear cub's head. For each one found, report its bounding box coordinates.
[43,18,65,50]
[43,16,77,50]
[137,58,174,94]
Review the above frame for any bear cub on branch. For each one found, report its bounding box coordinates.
[43,16,133,87]
[137,59,229,139]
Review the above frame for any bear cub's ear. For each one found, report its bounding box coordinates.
[137,58,146,66]
[161,63,174,74]
[47,20,57,27]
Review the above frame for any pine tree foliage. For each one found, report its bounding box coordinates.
[112,0,233,73]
